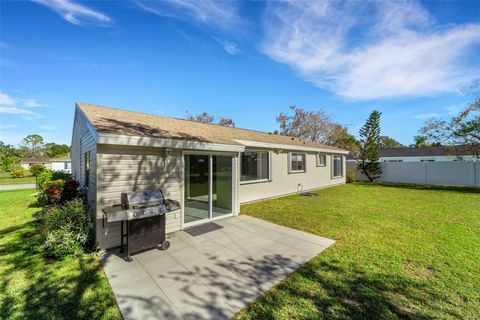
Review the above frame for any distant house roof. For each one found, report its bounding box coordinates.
[379,146,469,158]
[20,158,50,164]
[77,103,347,153]
[50,157,71,162]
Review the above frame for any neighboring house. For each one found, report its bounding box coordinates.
[379,146,477,162]
[20,158,51,170]
[50,157,72,173]
[71,103,348,249]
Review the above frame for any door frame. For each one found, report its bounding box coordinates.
[181,151,237,229]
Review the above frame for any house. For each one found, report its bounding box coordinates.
[379,146,477,162]
[50,156,72,173]
[20,158,51,170]
[71,103,348,249]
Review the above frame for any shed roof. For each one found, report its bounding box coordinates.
[77,103,346,152]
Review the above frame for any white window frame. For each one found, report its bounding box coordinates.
[316,153,327,167]
[239,149,272,185]
[289,152,306,173]
[332,155,343,178]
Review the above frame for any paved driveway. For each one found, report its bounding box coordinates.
[101,215,335,320]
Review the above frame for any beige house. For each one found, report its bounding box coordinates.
[71,103,348,249]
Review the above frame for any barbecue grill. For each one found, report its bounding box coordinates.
[102,189,180,261]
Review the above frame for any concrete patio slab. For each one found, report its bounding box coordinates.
[101,215,335,320]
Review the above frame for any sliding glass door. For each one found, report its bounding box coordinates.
[184,154,234,225]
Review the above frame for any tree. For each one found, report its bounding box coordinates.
[186,112,215,124]
[379,136,403,148]
[29,163,47,177]
[359,111,382,181]
[45,143,70,158]
[19,134,45,157]
[419,88,479,158]
[0,141,21,171]
[327,124,360,157]
[186,112,236,127]
[218,118,235,127]
[277,106,335,144]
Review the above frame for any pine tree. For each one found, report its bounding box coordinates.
[359,111,382,181]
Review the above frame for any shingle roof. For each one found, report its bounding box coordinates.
[379,146,468,157]
[77,103,346,152]
[20,158,50,163]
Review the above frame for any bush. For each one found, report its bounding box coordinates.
[10,168,25,178]
[346,169,357,183]
[29,163,47,177]
[37,171,53,189]
[37,171,81,206]
[37,170,73,190]
[41,198,93,258]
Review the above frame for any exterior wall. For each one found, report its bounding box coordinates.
[96,144,183,249]
[363,161,480,186]
[20,163,51,170]
[239,150,346,204]
[70,109,98,236]
[51,161,71,172]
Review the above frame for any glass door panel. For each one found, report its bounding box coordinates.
[212,155,233,218]
[184,154,210,224]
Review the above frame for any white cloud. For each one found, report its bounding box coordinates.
[413,113,439,119]
[0,107,42,117]
[0,92,15,106]
[134,0,238,30]
[212,36,239,55]
[31,0,111,26]
[262,1,480,100]
[22,99,43,108]
[0,92,44,117]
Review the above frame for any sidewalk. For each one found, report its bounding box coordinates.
[0,184,36,191]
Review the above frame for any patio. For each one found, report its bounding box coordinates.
[101,215,335,320]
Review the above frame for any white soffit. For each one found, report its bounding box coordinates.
[233,139,349,154]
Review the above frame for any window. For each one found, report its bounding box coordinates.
[332,155,343,178]
[289,153,306,172]
[84,151,90,188]
[317,154,326,167]
[64,162,69,170]
[240,151,270,182]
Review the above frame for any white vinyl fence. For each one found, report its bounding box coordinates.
[348,161,480,187]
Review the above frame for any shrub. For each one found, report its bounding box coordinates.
[346,169,356,183]
[40,180,65,205]
[37,171,53,190]
[42,198,93,258]
[29,163,47,177]
[10,168,25,178]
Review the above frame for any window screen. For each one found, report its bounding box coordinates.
[290,153,305,172]
[84,151,90,188]
[240,151,269,182]
[333,155,343,177]
[317,154,326,166]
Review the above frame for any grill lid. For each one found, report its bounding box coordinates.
[121,190,164,208]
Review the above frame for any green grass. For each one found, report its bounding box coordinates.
[0,171,36,185]
[0,189,121,320]
[235,182,480,319]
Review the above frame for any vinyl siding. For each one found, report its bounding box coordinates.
[239,150,345,204]
[71,108,97,224]
[96,145,182,249]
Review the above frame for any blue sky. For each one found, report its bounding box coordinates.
[1,0,479,146]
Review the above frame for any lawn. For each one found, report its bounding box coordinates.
[235,183,480,319]
[0,189,121,320]
[0,171,36,185]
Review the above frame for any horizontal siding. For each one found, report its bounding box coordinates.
[239,151,346,204]
[96,144,183,249]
